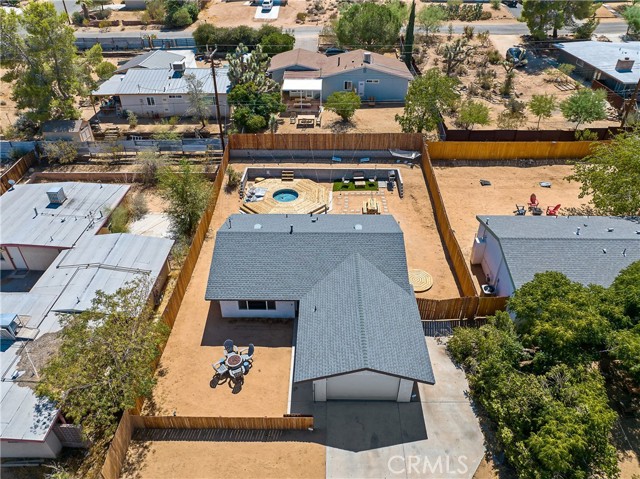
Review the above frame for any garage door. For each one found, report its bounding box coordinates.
[326,371,400,401]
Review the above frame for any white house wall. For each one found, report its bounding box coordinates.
[219,300,296,318]
[0,432,62,459]
[119,94,228,119]
[471,224,515,297]
[15,246,63,271]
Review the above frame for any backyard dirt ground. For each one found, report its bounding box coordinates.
[277,106,404,134]
[434,164,591,292]
[121,436,325,479]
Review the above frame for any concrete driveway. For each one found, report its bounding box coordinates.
[320,338,485,479]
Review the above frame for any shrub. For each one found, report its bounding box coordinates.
[226,166,241,191]
[129,193,149,221]
[94,9,112,20]
[171,7,193,27]
[43,141,77,164]
[127,111,138,129]
[490,0,500,10]
[325,91,361,121]
[72,11,85,25]
[168,115,180,128]
[139,152,166,186]
[487,49,502,64]
[296,12,307,22]
[479,11,492,20]
[98,20,111,30]
[463,25,474,39]
[146,0,166,22]
[109,205,130,233]
[500,71,515,96]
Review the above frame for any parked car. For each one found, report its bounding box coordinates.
[261,0,273,11]
[325,47,347,56]
[506,47,528,68]
[501,0,517,7]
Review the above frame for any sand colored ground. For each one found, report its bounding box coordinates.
[121,437,326,479]
[145,181,294,417]
[278,106,404,134]
[434,164,591,291]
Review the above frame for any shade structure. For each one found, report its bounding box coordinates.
[282,78,323,91]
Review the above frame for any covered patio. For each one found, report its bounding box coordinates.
[282,77,323,127]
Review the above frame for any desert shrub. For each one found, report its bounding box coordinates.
[558,63,576,78]
[72,11,85,25]
[43,141,77,164]
[226,166,241,191]
[129,193,149,221]
[109,205,130,233]
[171,7,193,27]
[168,115,180,127]
[477,30,490,47]
[463,25,474,39]
[139,152,166,186]
[500,71,515,96]
[296,12,307,21]
[487,49,502,64]
[146,0,166,22]
[98,20,111,30]
[127,111,138,129]
[93,9,112,20]
[575,128,599,141]
[490,0,500,10]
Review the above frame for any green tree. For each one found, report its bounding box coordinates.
[566,127,640,215]
[608,325,640,384]
[260,31,295,55]
[228,81,283,132]
[164,0,198,27]
[417,5,446,37]
[0,3,104,123]
[455,100,490,130]
[395,68,459,133]
[528,93,556,129]
[95,61,116,80]
[403,0,416,68]
[158,160,211,239]
[184,73,211,128]
[559,88,607,130]
[623,4,640,35]
[226,44,279,92]
[36,277,169,438]
[335,2,402,51]
[42,141,78,164]
[325,91,361,122]
[171,7,193,28]
[521,0,595,40]
[386,0,409,24]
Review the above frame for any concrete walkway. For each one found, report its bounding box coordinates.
[323,338,485,478]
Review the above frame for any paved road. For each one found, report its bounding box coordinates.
[50,0,80,16]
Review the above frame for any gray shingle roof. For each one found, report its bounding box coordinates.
[478,215,640,289]
[295,253,434,384]
[207,214,434,385]
[206,214,412,300]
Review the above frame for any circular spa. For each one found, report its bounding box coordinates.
[272,189,299,203]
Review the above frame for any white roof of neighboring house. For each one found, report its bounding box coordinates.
[282,78,323,91]
[0,183,129,249]
[114,49,197,74]
[0,233,173,444]
[92,68,230,97]
[554,41,640,86]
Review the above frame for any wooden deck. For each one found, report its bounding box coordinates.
[240,178,330,215]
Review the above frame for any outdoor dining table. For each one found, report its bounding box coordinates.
[225,353,243,369]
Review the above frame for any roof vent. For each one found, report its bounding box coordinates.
[46,186,67,205]
[615,57,635,72]
[254,223,262,229]
[290,224,294,234]
[607,228,614,232]
[575,227,581,236]
[354,224,363,230]
[363,51,372,64]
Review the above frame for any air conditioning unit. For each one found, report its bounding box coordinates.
[615,57,635,72]
[172,61,186,72]
[46,186,67,205]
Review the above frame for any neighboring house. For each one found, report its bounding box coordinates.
[268,48,413,103]
[92,67,230,119]
[114,49,197,74]
[554,41,640,98]
[471,215,640,297]
[205,214,435,402]
[42,120,94,142]
[0,183,129,271]
[0,233,173,459]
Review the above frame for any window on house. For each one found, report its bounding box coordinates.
[237,300,277,310]
[146,97,155,106]
[365,79,380,84]
[168,95,183,99]
[344,81,352,90]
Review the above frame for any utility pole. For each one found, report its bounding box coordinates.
[61,0,71,24]
[210,46,226,152]
[621,79,640,128]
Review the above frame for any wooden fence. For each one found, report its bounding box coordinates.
[0,151,36,194]
[136,415,314,430]
[228,133,424,151]
[101,412,138,479]
[422,317,488,336]
[426,141,595,161]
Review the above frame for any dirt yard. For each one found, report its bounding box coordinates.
[434,164,591,291]
[277,106,404,134]
[416,34,621,131]
[121,435,325,479]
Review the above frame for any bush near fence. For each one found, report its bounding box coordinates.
[0,151,36,195]
[440,122,625,142]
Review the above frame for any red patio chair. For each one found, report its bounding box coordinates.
[546,204,561,216]
[527,194,539,210]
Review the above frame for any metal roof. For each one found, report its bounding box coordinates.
[114,49,196,74]
[295,254,434,384]
[0,233,173,443]
[0,183,129,249]
[93,67,230,97]
[207,214,434,384]
[0,313,17,327]
[477,215,640,289]
[554,41,640,85]
[41,120,86,133]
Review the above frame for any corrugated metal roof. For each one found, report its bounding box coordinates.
[206,214,434,384]
[554,41,640,85]
[0,233,173,443]
[114,49,196,74]
[93,67,230,97]
[478,215,640,289]
[0,183,129,249]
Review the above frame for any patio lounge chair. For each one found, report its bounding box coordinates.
[332,156,342,162]
[213,361,228,376]
[240,343,255,360]
[359,157,370,163]
[514,204,526,216]
[527,194,539,210]
[546,204,561,216]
